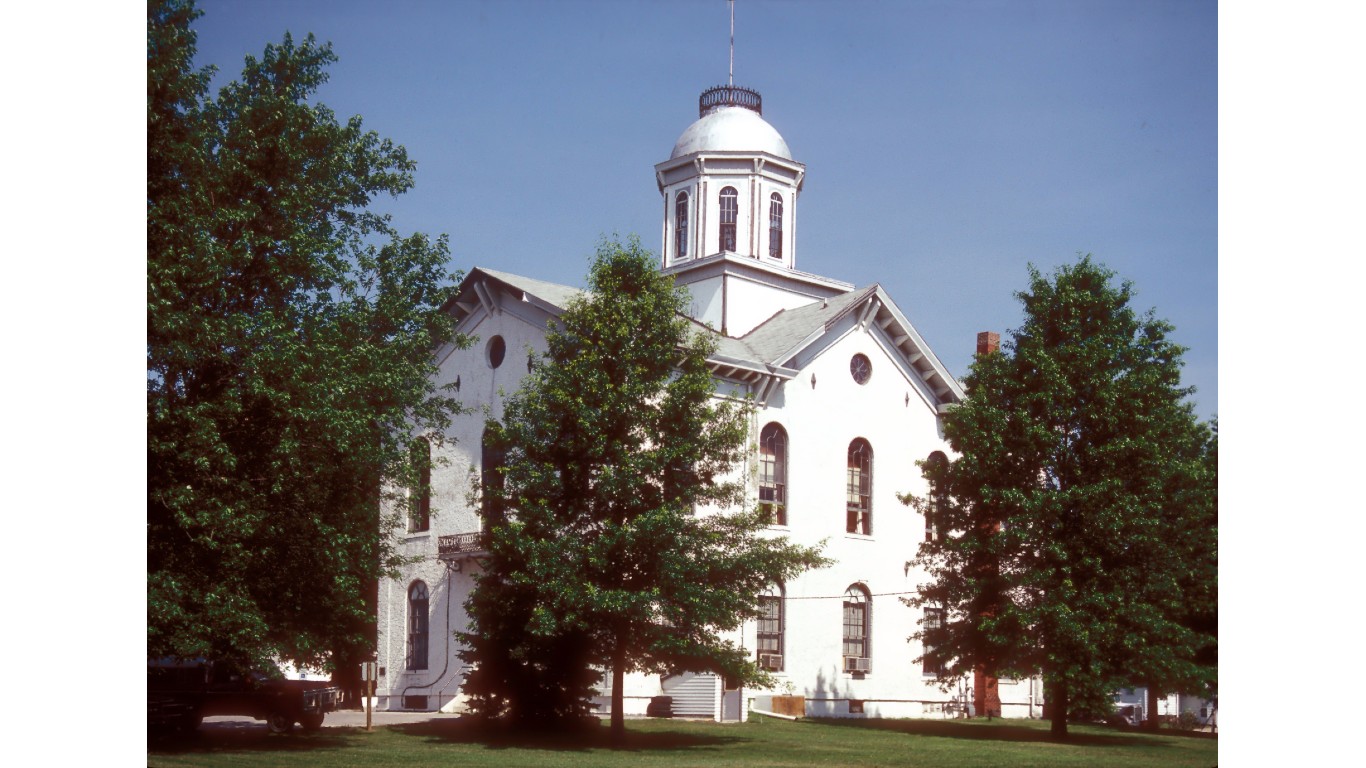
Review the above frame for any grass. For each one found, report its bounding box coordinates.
[148,715,1218,767]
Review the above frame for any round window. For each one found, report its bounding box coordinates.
[850,353,872,385]
[487,335,506,368]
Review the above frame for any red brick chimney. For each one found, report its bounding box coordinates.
[972,331,1005,719]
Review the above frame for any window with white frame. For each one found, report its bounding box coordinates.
[719,186,738,252]
[842,584,871,672]
[481,425,505,522]
[408,437,431,533]
[768,192,783,259]
[922,606,944,676]
[759,422,788,525]
[757,584,784,671]
[925,451,948,542]
[675,190,689,259]
[846,438,873,535]
[407,581,429,671]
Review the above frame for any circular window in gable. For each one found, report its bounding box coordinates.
[850,353,872,385]
[486,335,506,368]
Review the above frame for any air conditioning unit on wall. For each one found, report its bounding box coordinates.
[759,653,783,671]
[843,656,870,673]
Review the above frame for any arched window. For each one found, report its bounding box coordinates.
[408,437,431,533]
[675,191,690,259]
[719,186,738,252]
[925,451,948,542]
[481,426,505,523]
[768,192,783,259]
[842,584,871,672]
[758,423,788,525]
[922,606,945,676]
[846,438,873,535]
[757,583,784,671]
[407,581,429,671]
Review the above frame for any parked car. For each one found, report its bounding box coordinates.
[148,659,341,734]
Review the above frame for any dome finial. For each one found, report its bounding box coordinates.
[728,0,735,87]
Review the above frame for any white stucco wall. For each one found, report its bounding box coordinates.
[375,300,549,711]
[375,269,1042,720]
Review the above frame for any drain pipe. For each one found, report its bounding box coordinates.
[400,563,458,708]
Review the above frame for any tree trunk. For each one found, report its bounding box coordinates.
[1048,677,1069,739]
[1145,683,1161,732]
[610,641,626,747]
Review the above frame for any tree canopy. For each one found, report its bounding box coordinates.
[458,238,826,742]
[906,256,1216,738]
[147,0,464,673]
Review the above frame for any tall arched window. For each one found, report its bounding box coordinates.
[842,584,871,672]
[846,438,873,535]
[925,451,948,542]
[757,583,784,671]
[922,606,945,676]
[719,186,738,252]
[768,192,783,259]
[481,426,505,523]
[675,191,690,259]
[759,423,788,525]
[407,581,429,671]
[408,437,431,533]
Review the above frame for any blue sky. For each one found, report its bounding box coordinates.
[192,0,1218,419]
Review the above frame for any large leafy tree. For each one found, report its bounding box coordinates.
[148,0,464,676]
[459,238,826,743]
[906,256,1216,738]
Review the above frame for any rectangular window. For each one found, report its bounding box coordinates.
[842,598,868,661]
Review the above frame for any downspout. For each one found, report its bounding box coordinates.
[400,563,458,709]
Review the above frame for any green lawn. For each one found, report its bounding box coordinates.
[149,716,1218,768]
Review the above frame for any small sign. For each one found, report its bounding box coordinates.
[360,661,378,682]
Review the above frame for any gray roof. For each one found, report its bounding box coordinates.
[475,267,587,309]
[736,286,877,364]
[455,267,962,402]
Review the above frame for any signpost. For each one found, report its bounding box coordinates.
[360,661,378,731]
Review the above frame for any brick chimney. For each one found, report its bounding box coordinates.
[976,331,1000,356]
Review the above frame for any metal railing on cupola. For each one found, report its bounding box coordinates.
[699,85,762,117]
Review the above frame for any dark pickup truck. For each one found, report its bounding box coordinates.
[149,659,341,734]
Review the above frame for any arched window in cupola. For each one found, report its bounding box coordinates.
[768,192,784,259]
[675,190,690,260]
[719,186,738,252]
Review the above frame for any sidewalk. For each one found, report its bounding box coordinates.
[202,709,459,730]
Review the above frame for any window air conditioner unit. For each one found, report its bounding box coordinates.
[759,653,783,670]
[844,656,870,673]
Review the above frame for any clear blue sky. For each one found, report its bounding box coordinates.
[192,0,1217,420]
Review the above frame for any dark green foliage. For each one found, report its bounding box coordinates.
[148,0,464,673]
[905,256,1216,738]
[459,238,826,740]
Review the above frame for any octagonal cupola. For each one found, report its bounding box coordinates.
[656,85,805,270]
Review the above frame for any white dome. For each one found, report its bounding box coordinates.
[670,106,792,160]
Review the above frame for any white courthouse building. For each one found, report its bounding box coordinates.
[374,85,1041,720]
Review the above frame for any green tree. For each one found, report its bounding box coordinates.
[905,256,1216,738]
[147,0,464,677]
[459,238,826,743]
[1123,416,1217,730]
